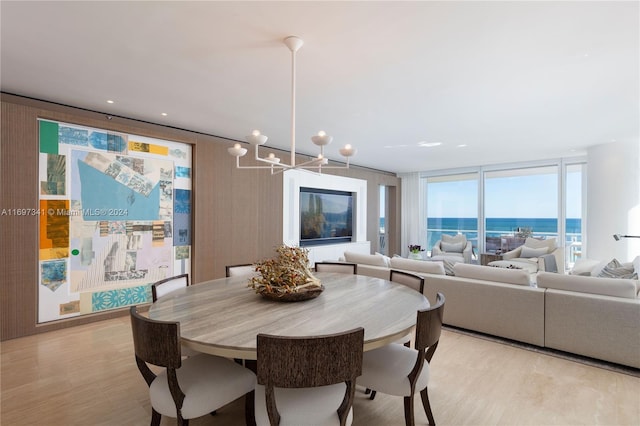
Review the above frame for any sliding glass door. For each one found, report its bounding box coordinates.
[426,173,478,256]
[419,158,586,271]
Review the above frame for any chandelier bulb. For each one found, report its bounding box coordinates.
[252,130,261,136]
[339,144,357,157]
[318,131,326,137]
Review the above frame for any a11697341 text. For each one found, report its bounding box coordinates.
[1,208,129,217]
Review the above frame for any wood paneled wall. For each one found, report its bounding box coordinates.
[0,93,401,340]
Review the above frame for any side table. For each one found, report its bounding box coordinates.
[480,253,502,266]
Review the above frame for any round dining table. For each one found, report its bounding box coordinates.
[148,272,430,360]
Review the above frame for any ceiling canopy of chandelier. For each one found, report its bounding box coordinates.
[227,35,356,173]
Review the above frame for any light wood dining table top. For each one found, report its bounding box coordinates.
[148,272,429,360]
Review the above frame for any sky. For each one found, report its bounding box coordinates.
[427,170,582,219]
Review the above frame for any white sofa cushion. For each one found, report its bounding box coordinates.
[343,251,388,267]
[453,263,531,286]
[537,272,638,299]
[389,257,445,275]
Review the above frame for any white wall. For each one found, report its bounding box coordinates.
[282,169,370,263]
[587,140,640,262]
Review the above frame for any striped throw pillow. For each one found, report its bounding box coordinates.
[597,259,638,280]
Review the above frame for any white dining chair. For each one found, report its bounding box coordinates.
[358,293,445,426]
[151,274,189,302]
[225,263,256,278]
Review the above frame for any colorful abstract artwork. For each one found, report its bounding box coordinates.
[38,120,192,323]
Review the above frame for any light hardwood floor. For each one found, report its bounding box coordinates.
[1,315,639,425]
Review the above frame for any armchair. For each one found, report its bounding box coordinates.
[431,233,473,264]
[501,237,563,272]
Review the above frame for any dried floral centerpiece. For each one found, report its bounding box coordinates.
[249,244,324,301]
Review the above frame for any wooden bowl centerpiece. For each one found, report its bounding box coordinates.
[249,245,324,302]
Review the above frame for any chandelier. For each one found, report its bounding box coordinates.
[227,36,356,173]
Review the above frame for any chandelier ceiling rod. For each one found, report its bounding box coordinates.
[287,35,300,168]
[227,35,357,174]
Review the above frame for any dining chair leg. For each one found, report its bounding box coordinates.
[403,395,415,426]
[151,408,161,426]
[245,390,256,426]
[369,390,377,400]
[364,388,371,395]
[420,387,435,425]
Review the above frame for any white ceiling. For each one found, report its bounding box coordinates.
[1,1,638,173]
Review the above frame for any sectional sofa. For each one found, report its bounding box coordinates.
[338,252,640,369]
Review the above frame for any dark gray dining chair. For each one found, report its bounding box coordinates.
[314,262,358,274]
[255,328,364,426]
[390,269,425,294]
[130,306,256,426]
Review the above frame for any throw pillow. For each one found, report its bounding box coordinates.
[441,234,466,244]
[569,258,601,276]
[597,258,638,280]
[520,246,548,258]
[375,251,391,267]
[440,241,464,253]
[523,237,555,253]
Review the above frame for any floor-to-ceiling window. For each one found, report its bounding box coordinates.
[418,158,586,271]
[565,163,585,269]
[484,165,558,253]
[426,173,478,256]
[378,185,388,255]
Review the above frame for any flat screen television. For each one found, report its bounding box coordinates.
[299,187,353,246]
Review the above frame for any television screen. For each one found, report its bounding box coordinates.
[299,187,353,246]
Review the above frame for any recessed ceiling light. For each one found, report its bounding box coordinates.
[456,144,468,148]
[418,141,442,148]
[161,112,168,117]
[106,100,114,104]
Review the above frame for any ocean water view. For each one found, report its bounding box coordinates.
[424,217,582,250]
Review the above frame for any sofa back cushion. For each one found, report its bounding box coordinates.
[453,263,531,286]
[389,257,445,275]
[537,272,638,299]
[343,251,389,267]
